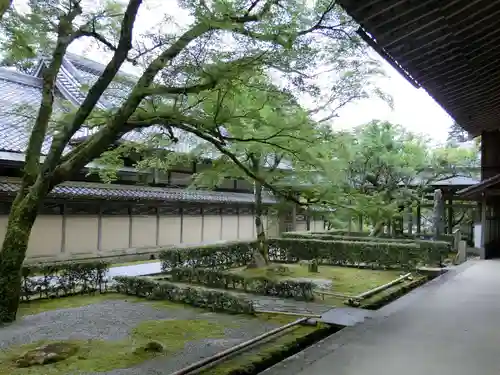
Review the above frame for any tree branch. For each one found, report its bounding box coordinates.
[125,113,306,206]
[42,0,143,183]
[231,0,278,22]
[0,0,11,22]
[52,23,214,182]
[140,80,218,97]
[23,2,83,187]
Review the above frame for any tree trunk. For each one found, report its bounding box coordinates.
[0,0,11,22]
[248,181,268,268]
[0,192,40,323]
[370,220,384,236]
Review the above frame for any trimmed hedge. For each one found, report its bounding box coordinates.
[170,268,315,301]
[114,275,255,314]
[282,233,450,254]
[21,261,110,302]
[160,237,445,272]
[160,241,254,270]
[267,238,436,269]
[305,230,455,247]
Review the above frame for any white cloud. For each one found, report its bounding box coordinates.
[331,51,453,144]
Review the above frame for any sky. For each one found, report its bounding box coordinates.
[332,51,454,144]
[64,0,454,145]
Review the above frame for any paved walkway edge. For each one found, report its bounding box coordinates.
[259,261,476,375]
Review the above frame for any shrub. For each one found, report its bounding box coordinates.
[20,261,110,301]
[159,237,445,273]
[170,268,315,301]
[282,233,450,254]
[159,241,255,270]
[296,230,455,246]
[267,238,444,269]
[113,276,255,314]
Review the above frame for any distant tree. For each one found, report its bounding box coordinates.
[306,120,480,235]
[447,121,469,145]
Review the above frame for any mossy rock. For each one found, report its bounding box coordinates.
[15,342,79,368]
[265,265,291,277]
[133,340,165,354]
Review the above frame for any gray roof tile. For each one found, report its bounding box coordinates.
[0,54,291,171]
[0,70,64,153]
[0,180,278,204]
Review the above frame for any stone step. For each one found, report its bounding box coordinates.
[320,307,376,326]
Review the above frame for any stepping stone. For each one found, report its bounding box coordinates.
[320,307,375,326]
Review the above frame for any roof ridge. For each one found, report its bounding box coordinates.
[0,67,42,88]
[65,52,137,80]
[61,180,231,195]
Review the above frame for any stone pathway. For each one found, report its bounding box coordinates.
[234,294,332,315]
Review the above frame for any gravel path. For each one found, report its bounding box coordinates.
[0,299,282,375]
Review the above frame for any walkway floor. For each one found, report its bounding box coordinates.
[107,261,162,277]
[263,260,500,375]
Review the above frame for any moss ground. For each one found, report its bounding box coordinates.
[231,263,402,305]
[0,318,227,375]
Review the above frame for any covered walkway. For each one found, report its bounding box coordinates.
[264,260,500,375]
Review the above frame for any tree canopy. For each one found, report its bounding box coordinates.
[300,120,480,233]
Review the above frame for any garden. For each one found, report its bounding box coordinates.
[0,231,452,375]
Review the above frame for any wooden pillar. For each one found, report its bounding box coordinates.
[480,198,487,259]
[447,197,454,234]
[416,202,421,233]
[481,130,500,180]
[358,215,363,231]
[407,206,413,235]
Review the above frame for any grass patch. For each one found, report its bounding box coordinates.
[0,319,227,374]
[231,263,401,296]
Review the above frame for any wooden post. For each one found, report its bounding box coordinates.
[480,198,487,259]
[407,206,413,235]
[358,215,363,231]
[447,197,454,234]
[416,202,421,233]
[291,203,297,232]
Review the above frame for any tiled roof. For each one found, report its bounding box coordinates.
[0,69,67,153]
[0,54,292,169]
[0,180,278,204]
[432,176,480,187]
